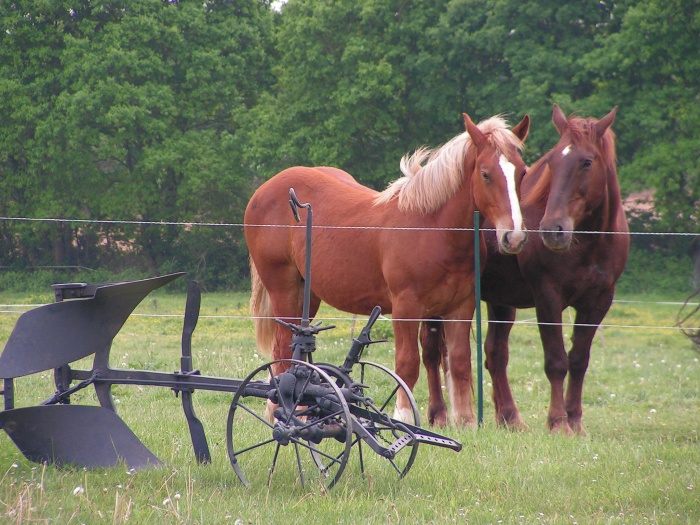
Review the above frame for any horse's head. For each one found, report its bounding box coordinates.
[537,104,617,251]
[464,113,529,255]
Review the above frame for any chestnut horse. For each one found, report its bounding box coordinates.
[421,104,629,433]
[245,113,529,426]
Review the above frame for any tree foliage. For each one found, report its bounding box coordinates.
[0,0,274,287]
[0,0,697,290]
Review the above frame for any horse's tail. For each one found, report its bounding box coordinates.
[249,257,275,359]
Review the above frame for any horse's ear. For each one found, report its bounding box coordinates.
[463,113,488,150]
[595,106,618,138]
[512,114,530,143]
[552,104,568,135]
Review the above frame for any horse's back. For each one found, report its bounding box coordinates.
[245,166,391,314]
[246,166,375,220]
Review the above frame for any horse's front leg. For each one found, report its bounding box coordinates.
[485,303,528,430]
[392,318,422,423]
[566,302,610,435]
[535,297,572,435]
[443,314,476,428]
[420,320,449,427]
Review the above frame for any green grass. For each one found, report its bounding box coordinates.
[0,289,698,524]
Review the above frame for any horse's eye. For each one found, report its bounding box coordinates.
[582,159,593,169]
[481,171,490,182]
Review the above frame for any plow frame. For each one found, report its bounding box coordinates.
[0,190,461,489]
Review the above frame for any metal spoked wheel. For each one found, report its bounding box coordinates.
[226,359,353,491]
[317,361,421,479]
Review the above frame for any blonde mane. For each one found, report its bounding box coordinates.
[374,116,524,213]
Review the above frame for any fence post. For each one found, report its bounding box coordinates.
[474,211,483,426]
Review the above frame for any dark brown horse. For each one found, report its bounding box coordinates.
[245,113,529,427]
[421,104,629,434]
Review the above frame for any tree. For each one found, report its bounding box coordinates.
[0,0,275,287]
[585,0,699,231]
[432,0,627,162]
[246,0,451,189]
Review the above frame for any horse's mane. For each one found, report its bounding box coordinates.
[374,116,524,213]
[523,115,617,207]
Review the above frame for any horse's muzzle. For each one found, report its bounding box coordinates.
[499,229,527,254]
[540,219,573,251]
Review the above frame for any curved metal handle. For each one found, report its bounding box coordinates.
[289,188,310,223]
[288,187,313,328]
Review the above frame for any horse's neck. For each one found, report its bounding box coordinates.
[520,162,549,226]
[580,168,625,234]
[453,171,478,225]
[427,183,476,229]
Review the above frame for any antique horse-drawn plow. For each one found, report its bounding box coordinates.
[0,191,461,490]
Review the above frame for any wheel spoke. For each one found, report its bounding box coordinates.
[231,436,278,458]
[227,360,352,490]
[317,361,421,481]
[234,399,275,428]
[376,384,401,413]
[267,443,281,487]
[294,442,305,488]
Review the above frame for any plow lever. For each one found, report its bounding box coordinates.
[179,280,211,464]
[341,306,388,374]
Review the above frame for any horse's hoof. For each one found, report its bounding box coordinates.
[569,419,589,437]
[504,419,530,432]
[496,410,529,431]
[428,413,447,428]
[549,418,574,436]
[428,409,449,428]
[453,415,478,429]
[393,405,417,424]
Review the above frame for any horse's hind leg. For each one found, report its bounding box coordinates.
[270,291,322,365]
[443,316,476,428]
[485,303,528,430]
[420,320,448,427]
[265,287,321,421]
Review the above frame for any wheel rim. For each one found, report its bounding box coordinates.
[356,361,420,478]
[227,359,353,491]
[317,361,420,479]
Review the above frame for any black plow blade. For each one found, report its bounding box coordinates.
[0,405,162,470]
[0,273,184,379]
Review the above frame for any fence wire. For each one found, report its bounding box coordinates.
[0,216,698,333]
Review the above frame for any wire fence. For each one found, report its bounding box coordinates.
[2,215,700,236]
[0,216,699,334]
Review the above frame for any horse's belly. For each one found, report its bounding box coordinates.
[311,265,392,315]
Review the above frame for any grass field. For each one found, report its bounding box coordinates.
[0,287,698,524]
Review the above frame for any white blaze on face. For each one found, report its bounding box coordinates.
[562,144,571,157]
[498,154,523,230]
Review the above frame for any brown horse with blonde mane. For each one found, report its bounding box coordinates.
[422,104,629,433]
[245,113,529,427]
